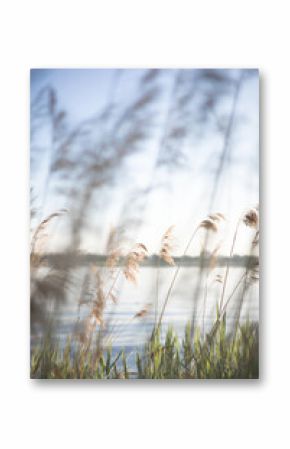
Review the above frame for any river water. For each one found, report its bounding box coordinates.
[33,264,258,350]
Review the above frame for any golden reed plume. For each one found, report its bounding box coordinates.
[124,243,148,284]
[160,225,175,266]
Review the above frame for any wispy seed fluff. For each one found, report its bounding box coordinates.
[243,207,259,228]
[199,212,225,232]
[124,243,148,284]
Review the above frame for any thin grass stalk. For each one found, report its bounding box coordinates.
[155,256,161,327]
[232,222,259,341]
[202,273,209,339]
[202,242,222,338]
[209,272,246,340]
[219,218,241,310]
[104,268,121,303]
[156,226,199,330]
[232,262,253,343]
[190,229,210,338]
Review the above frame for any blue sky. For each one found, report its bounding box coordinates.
[31,69,259,255]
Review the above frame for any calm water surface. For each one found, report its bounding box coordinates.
[34,266,258,350]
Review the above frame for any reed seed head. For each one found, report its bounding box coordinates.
[159,226,175,266]
[124,243,148,284]
[243,208,259,228]
[30,209,68,264]
[199,219,218,232]
[199,212,225,233]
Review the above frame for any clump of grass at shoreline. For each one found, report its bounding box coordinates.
[31,319,259,379]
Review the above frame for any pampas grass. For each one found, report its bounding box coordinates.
[123,243,148,284]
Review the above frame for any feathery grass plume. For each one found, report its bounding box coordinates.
[123,243,148,284]
[157,217,213,331]
[247,225,260,284]
[211,208,260,341]
[159,225,175,266]
[30,209,68,265]
[190,213,225,333]
[199,212,225,233]
[243,207,259,228]
[199,218,218,232]
[241,206,259,283]
[208,212,225,221]
[30,209,70,332]
[31,209,68,253]
[106,250,120,269]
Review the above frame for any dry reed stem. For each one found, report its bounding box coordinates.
[189,213,225,335]
[199,219,218,232]
[156,215,218,330]
[202,241,223,337]
[219,217,240,310]
[232,214,260,334]
[209,272,247,340]
[199,213,225,233]
[213,206,259,337]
